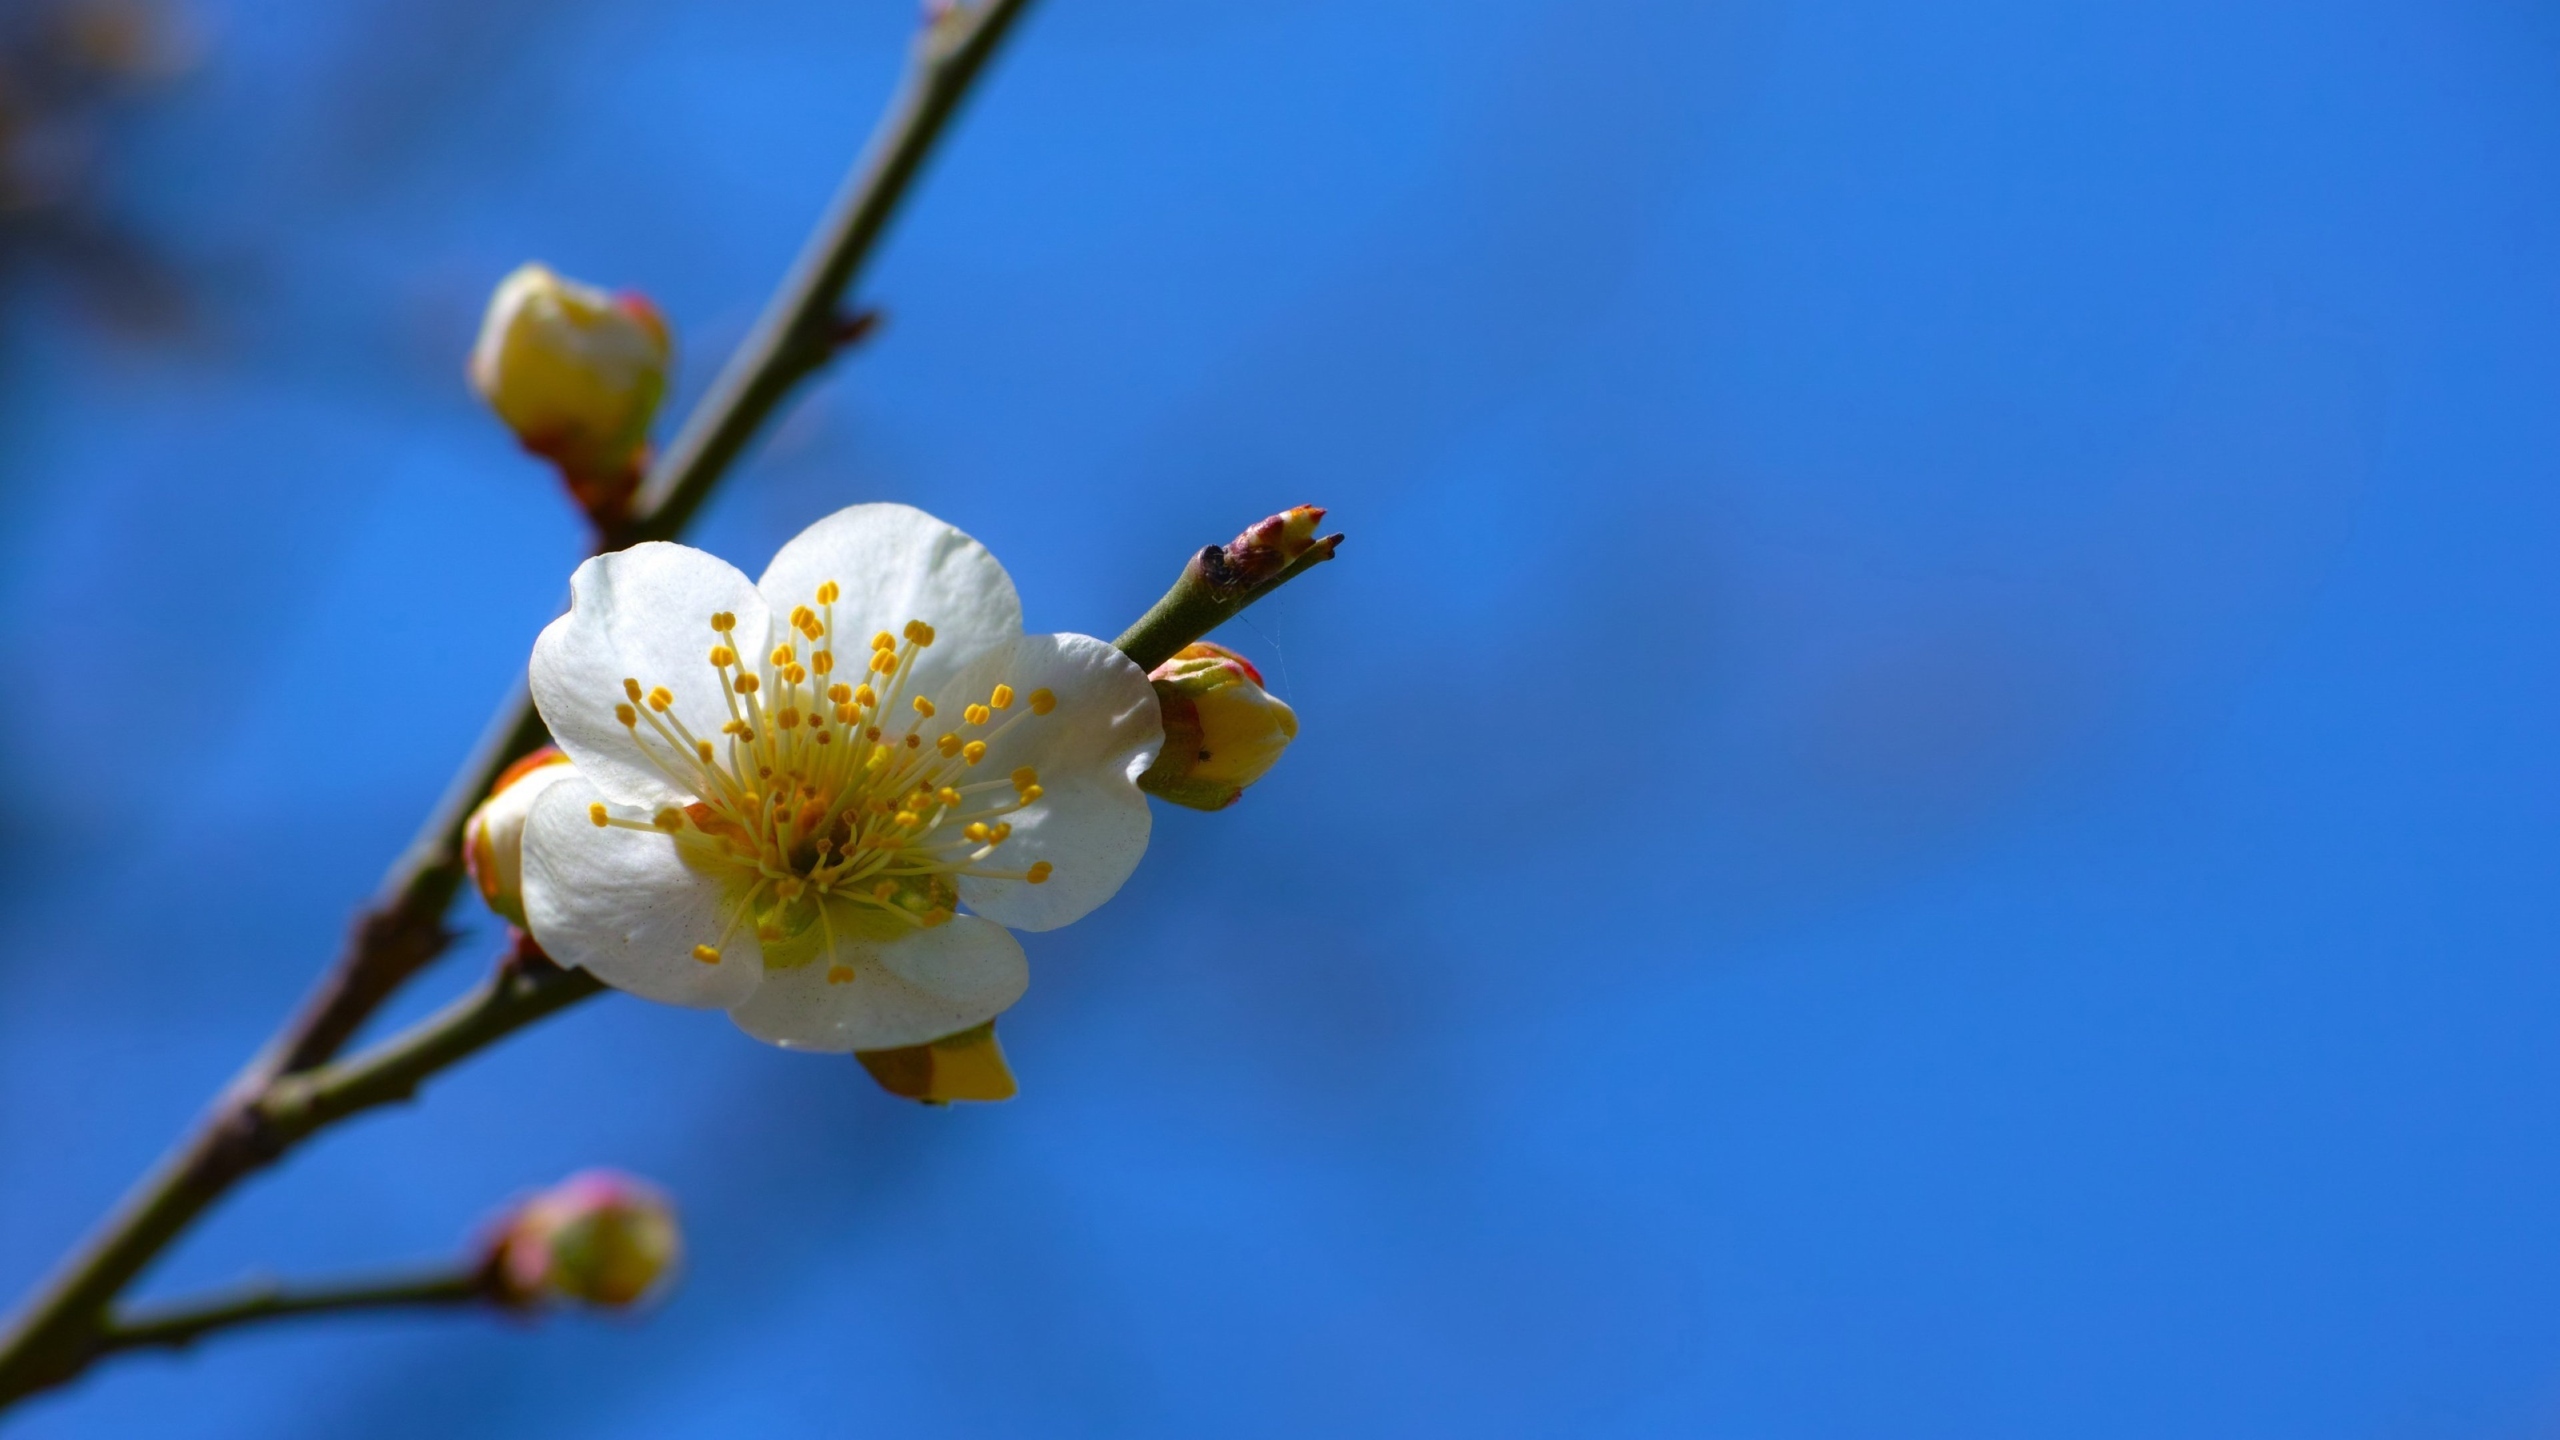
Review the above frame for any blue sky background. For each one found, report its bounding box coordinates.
[3,0,2559,1434]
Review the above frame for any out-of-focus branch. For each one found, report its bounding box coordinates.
[97,1269,490,1359]
[0,0,1040,1408]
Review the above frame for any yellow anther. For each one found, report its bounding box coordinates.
[654,807,686,831]
[826,965,855,985]
[938,787,962,807]
[722,719,749,736]
[1026,862,1053,884]
[990,684,1014,710]
[870,651,898,675]
[893,811,920,829]
[904,619,935,646]
[733,673,760,694]
[784,664,807,684]
[989,822,1012,844]
[965,822,991,843]
[869,744,892,768]
[813,651,834,676]
[871,631,895,651]
[708,646,735,668]
[1028,688,1056,715]
[789,606,813,630]
[962,740,988,765]
[1018,784,1043,804]
[696,739,715,762]
[964,704,990,726]
[623,678,643,701]
[648,687,673,711]
[937,733,962,758]
[770,645,795,667]
[1011,767,1039,789]
[912,696,936,718]
[828,683,852,704]
[835,703,859,724]
[693,944,722,964]
[778,709,801,729]
[615,703,638,727]
[854,684,877,707]
[711,612,736,632]
[798,615,824,640]
[816,581,840,604]
[588,803,610,827]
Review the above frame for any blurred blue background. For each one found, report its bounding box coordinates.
[2,0,2557,1433]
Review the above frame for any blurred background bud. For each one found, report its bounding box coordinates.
[463,747,573,928]
[488,1170,680,1311]
[468,262,671,514]
[856,1020,1017,1104]
[1138,642,1298,811]
[0,0,197,332]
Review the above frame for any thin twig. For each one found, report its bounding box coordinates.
[99,1269,488,1358]
[0,0,1039,1408]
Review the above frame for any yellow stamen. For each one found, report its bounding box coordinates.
[990,684,1014,709]
[913,696,936,718]
[962,741,988,765]
[589,803,610,827]
[1028,688,1056,715]
[1027,861,1052,884]
[615,703,638,727]
[693,944,722,964]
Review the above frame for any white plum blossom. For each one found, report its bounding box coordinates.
[519,504,1162,1051]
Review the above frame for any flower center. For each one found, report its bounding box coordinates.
[589,581,1057,983]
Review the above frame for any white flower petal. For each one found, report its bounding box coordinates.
[727,916,1027,1052]
[754,504,1023,704]
[955,632,1161,932]
[521,773,763,1009]
[531,542,773,809]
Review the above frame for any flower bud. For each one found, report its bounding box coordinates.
[490,1170,681,1310]
[464,747,575,928]
[1206,505,1330,591]
[856,1020,1017,1104]
[1137,642,1298,811]
[468,262,671,498]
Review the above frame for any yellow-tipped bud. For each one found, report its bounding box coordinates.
[468,263,672,492]
[489,1170,681,1310]
[1139,641,1299,811]
[463,748,576,928]
[855,1021,1018,1105]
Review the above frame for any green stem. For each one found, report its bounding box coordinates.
[98,1269,489,1359]
[1114,531,1343,674]
[0,0,1038,1410]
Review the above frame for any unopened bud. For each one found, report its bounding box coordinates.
[464,747,575,928]
[489,1170,680,1310]
[1138,642,1298,811]
[1205,505,1330,592]
[468,262,671,506]
[856,1020,1017,1104]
